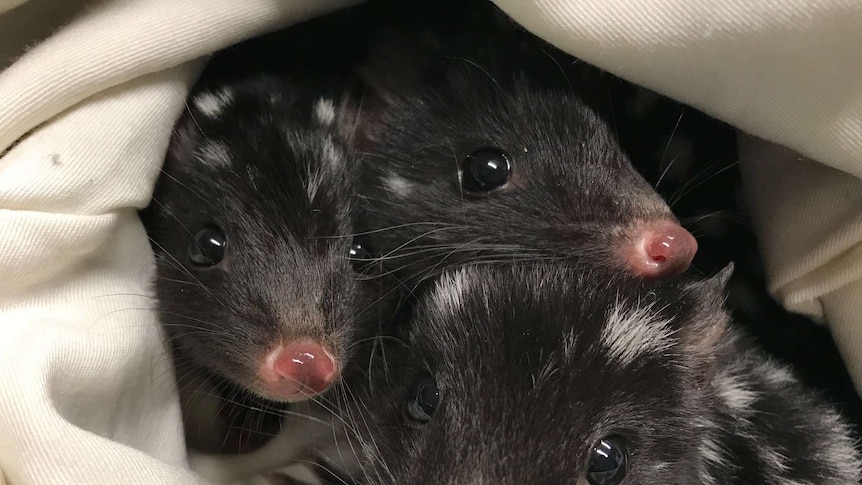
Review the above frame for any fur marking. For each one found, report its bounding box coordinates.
[194,88,233,117]
[600,301,674,367]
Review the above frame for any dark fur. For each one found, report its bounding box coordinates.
[337,2,679,288]
[139,52,383,430]
[333,264,861,484]
[592,74,862,433]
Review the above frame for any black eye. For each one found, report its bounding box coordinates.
[405,376,439,424]
[587,437,627,485]
[460,147,512,192]
[188,226,227,267]
[348,236,375,270]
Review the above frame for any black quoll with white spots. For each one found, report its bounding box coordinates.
[138,37,394,475]
[339,1,699,287]
[332,263,861,484]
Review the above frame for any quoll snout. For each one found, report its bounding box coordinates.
[259,342,338,402]
[625,220,698,278]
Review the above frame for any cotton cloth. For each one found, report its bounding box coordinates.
[0,1,357,484]
[1,0,861,484]
[491,0,862,391]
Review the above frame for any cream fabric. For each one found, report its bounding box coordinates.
[1,0,861,484]
[738,135,862,391]
[0,1,356,484]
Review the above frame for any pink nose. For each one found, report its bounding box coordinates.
[627,221,698,278]
[259,342,337,402]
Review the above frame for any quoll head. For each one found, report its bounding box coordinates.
[348,28,697,284]
[339,263,733,484]
[142,74,375,403]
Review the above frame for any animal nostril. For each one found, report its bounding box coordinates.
[627,221,698,278]
[259,342,337,402]
[650,253,668,263]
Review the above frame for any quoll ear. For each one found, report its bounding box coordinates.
[337,29,450,149]
[356,29,442,100]
[687,262,734,298]
[679,263,735,385]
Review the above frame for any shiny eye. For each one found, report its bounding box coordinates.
[348,236,375,270]
[405,376,439,424]
[460,147,512,192]
[188,226,227,267]
[587,437,628,485]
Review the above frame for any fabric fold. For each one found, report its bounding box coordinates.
[2,0,862,483]
[0,0,358,483]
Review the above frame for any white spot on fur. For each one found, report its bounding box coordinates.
[813,411,862,481]
[434,269,469,317]
[306,169,323,201]
[757,361,794,385]
[383,172,412,197]
[692,415,716,433]
[193,88,233,117]
[600,301,674,367]
[314,98,336,126]
[697,435,726,485]
[714,371,758,413]
[761,447,789,474]
[322,136,341,168]
[692,417,722,485]
[562,329,578,360]
[196,140,231,168]
[699,437,724,465]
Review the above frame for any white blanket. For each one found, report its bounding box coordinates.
[1,0,860,483]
